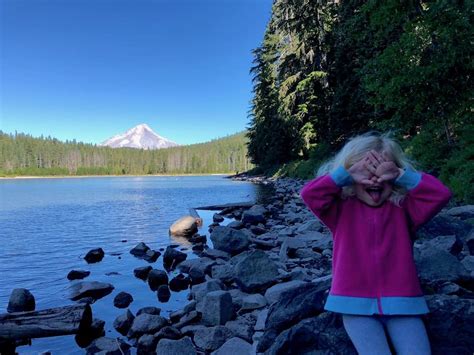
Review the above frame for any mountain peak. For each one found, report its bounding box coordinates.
[101,124,179,150]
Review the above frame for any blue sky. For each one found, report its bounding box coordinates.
[0,0,273,145]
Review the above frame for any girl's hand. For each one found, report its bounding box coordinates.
[348,151,377,185]
[365,150,403,183]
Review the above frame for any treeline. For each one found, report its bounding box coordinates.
[0,131,253,176]
[246,0,473,203]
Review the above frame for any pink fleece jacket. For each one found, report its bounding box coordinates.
[300,166,452,315]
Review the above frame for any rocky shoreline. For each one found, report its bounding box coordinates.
[3,173,474,354]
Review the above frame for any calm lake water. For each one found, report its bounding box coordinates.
[0,175,274,354]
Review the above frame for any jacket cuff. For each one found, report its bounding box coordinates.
[329,166,354,187]
[394,167,421,190]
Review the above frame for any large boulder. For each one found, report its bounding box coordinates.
[257,282,328,352]
[69,282,114,301]
[425,295,474,354]
[264,312,356,355]
[210,226,250,255]
[233,250,279,293]
[169,216,198,238]
[414,239,470,283]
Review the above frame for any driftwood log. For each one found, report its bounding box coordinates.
[193,201,254,211]
[0,303,91,341]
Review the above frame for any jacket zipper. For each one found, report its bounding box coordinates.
[374,213,384,315]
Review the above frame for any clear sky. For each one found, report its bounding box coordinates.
[0,0,273,145]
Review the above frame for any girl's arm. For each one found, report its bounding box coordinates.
[300,166,354,233]
[395,167,453,232]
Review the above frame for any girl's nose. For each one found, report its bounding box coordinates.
[371,176,377,182]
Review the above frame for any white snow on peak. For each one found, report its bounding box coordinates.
[100,123,180,150]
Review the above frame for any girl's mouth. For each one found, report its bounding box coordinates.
[366,185,383,203]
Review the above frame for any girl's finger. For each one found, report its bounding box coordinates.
[367,152,380,167]
[364,161,376,174]
[371,150,384,165]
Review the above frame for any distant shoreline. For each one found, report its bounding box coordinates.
[0,173,236,180]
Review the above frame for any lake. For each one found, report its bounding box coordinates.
[0,175,274,354]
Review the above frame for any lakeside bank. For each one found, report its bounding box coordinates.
[2,173,473,354]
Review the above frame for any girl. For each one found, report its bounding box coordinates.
[300,131,452,355]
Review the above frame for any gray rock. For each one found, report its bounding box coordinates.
[113,309,134,336]
[264,312,356,355]
[7,288,35,313]
[154,325,182,342]
[67,270,90,281]
[143,249,161,263]
[175,310,200,329]
[241,293,267,311]
[211,337,253,355]
[213,213,225,223]
[163,246,187,268]
[425,295,474,354]
[69,281,114,301]
[242,205,267,225]
[128,313,168,338]
[210,226,250,255]
[177,257,216,274]
[228,289,251,311]
[445,205,474,219]
[157,285,171,302]
[201,291,234,326]
[85,337,130,355]
[84,248,105,264]
[295,220,323,234]
[169,215,198,238]
[147,269,169,290]
[311,274,333,290]
[201,248,231,261]
[137,334,157,353]
[414,244,469,282]
[226,220,244,229]
[156,336,196,355]
[254,308,269,331]
[190,279,224,302]
[194,326,234,352]
[234,250,279,293]
[211,263,235,283]
[130,242,150,257]
[264,280,306,305]
[461,255,474,275]
[136,306,161,316]
[133,265,153,280]
[224,316,255,343]
[113,291,133,308]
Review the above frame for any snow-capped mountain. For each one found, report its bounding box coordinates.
[100,124,179,150]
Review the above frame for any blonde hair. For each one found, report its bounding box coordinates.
[316,130,419,207]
